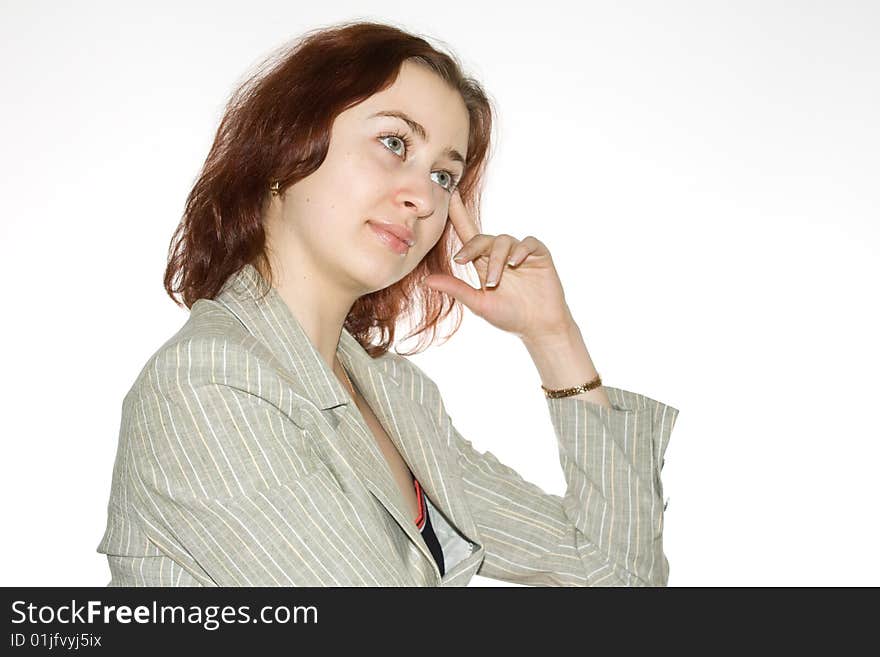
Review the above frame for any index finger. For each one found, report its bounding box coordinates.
[446,189,479,246]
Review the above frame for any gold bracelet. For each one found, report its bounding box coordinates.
[541,374,603,398]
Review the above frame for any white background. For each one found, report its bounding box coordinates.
[2,0,878,586]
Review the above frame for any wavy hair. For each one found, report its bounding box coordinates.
[164,20,495,357]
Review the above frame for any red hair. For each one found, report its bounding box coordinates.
[164,20,495,357]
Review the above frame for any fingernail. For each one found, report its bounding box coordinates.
[453,255,466,262]
[485,278,497,288]
[507,259,516,267]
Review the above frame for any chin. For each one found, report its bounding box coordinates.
[346,260,398,296]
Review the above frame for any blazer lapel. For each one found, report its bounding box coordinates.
[337,329,481,549]
[212,263,480,575]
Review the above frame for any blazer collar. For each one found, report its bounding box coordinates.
[211,263,481,578]
[213,262,354,411]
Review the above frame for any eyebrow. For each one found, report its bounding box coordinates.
[368,110,467,170]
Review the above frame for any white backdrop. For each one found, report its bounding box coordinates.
[2,0,877,586]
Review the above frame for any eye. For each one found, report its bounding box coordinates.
[377,132,461,193]
[431,170,457,191]
[378,133,409,158]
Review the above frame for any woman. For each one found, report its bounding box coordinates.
[97,20,679,587]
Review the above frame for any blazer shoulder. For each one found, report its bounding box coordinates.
[122,299,274,409]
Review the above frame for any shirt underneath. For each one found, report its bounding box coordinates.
[413,477,446,577]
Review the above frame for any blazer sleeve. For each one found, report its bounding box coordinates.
[438,383,679,587]
[122,338,418,586]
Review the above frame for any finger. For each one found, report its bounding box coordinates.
[506,235,542,267]
[446,189,480,248]
[422,273,485,313]
[453,233,493,264]
[485,235,519,288]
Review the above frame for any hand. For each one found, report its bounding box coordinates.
[422,189,575,342]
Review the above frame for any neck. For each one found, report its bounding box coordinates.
[256,255,362,375]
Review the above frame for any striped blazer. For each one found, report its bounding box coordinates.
[97,263,679,587]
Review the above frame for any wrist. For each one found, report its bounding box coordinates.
[522,321,599,385]
[520,317,581,353]
[522,323,611,407]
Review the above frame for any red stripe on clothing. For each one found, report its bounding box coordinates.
[413,477,425,529]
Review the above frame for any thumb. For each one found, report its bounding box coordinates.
[422,274,483,311]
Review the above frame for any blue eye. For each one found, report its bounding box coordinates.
[378,132,460,193]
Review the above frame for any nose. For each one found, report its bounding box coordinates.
[395,170,435,220]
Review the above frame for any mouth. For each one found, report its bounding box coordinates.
[367,221,412,256]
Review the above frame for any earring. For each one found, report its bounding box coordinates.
[269,181,281,197]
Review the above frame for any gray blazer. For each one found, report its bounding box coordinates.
[97,263,679,586]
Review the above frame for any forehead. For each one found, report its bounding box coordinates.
[347,61,470,155]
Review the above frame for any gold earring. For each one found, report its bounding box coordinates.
[269,181,280,197]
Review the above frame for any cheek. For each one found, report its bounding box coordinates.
[419,220,448,255]
[346,153,394,201]
[435,219,450,245]
[357,141,395,177]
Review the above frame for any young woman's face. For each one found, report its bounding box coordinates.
[274,59,471,294]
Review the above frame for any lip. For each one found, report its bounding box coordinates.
[368,222,411,255]
[367,220,415,247]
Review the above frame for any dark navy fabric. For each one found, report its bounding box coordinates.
[414,478,445,577]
